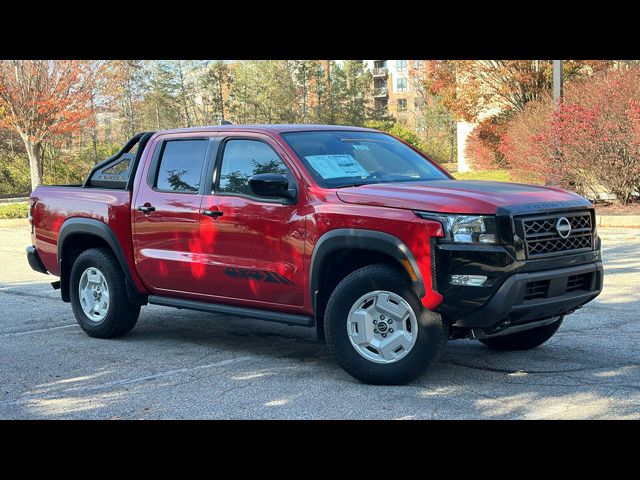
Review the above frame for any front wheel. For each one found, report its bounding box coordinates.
[324,263,448,385]
[70,247,140,339]
[479,316,564,351]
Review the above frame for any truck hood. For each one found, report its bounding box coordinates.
[335,180,589,215]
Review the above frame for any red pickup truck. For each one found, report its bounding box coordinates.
[27,125,603,384]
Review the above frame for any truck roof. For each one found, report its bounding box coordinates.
[157,124,378,135]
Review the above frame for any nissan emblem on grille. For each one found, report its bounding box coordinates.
[555,217,572,239]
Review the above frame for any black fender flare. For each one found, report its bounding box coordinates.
[309,228,426,312]
[57,218,146,304]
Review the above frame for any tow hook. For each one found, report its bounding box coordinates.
[469,320,511,340]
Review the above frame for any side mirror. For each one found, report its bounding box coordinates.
[248,173,296,200]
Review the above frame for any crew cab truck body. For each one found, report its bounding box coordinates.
[27,125,603,384]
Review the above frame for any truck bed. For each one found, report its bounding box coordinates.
[30,186,134,277]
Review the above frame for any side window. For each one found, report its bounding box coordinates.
[155,139,208,193]
[218,139,291,197]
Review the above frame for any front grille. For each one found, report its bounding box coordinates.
[524,280,550,300]
[519,211,593,258]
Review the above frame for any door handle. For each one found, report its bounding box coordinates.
[202,209,223,218]
[137,205,156,213]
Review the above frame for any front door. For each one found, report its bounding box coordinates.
[132,134,214,295]
[197,134,306,307]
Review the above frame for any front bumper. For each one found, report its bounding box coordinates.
[434,242,603,329]
[26,245,48,274]
[449,262,603,328]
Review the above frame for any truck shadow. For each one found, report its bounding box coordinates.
[3,279,638,419]
[113,302,640,419]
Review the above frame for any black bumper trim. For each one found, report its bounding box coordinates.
[452,262,603,328]
[26,246,48,274]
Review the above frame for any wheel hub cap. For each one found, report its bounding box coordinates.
[346,290,418,364]
[79,267,110,322]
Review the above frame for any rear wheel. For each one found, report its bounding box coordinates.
[479,316,563,351]
[70,247,140,338]
[324,263,448,385]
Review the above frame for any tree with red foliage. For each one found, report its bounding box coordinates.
[423,60,611,123]
[501,67,640,204]
[464,117,509,170]
[0,60,93,190]
[497,100,554,184]
[424,60,613,172]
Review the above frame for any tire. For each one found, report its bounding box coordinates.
[479,316,563,351]
[324,263,448,385]
[70,247,140,339]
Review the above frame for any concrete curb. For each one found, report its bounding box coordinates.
[0,218,29,228]
[596,215,640,228]
[0,197,29,205]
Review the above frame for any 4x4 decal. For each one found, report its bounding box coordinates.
[224,267,294,285]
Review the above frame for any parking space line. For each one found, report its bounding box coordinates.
[0,356,255,406]
[0,324,77,337]
[0,288,55,300]
[70,356,255,393]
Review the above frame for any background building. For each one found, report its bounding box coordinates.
[365,60,433,133]
[365,60,458,168]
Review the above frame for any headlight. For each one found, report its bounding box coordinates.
[417,212,498,244]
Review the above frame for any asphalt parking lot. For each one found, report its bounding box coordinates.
[1,225,639,419]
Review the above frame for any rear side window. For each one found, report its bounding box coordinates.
[218,139,290,196]
[155,140,208,193]
[103,158,130,175]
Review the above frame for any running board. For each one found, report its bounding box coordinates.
[148,295,314,327]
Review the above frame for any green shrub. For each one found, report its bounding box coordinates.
[0,153,31,195]
[364,120,427,153]
[0,202,28,219]
[422,136,456,164]
[364,120,455,164]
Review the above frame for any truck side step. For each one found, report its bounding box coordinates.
[148,295,314,327]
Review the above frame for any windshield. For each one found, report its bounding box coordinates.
[281,130,450,188]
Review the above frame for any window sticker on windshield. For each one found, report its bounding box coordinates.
[352,144,370,151]
[305,154,369,179]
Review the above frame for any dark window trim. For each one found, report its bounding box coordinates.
[147,137,213,196]
[212,136,299,205]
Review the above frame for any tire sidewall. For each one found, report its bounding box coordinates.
[325,264,446,384]
[70,251,117,335]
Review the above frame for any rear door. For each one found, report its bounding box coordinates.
[132,133,216,295]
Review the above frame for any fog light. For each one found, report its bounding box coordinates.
[450,274,488,286]
[479,234,497,243]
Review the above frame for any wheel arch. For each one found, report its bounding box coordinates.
[57,218,146,305]
[309,229,426,340]
[310,229,426,305]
